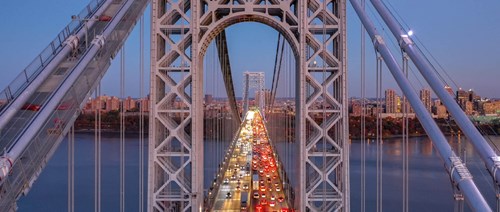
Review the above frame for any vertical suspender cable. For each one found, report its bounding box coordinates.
[139,15,144,212]
[360,0,367,211]
[375,55,383,212]
[95,83,102,212]
[68,124,74,212]
[402,53,409,212]
[212,42,217,169]
[119,46,126,212]
[212,40,217,172]
[350,1,491,210]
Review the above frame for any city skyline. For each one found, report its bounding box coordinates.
[0,1,499,98]
[1,1,500,211]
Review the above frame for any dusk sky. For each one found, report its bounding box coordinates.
[0,0,499,98]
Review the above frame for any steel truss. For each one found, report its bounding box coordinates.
[150,0,347,211]
[242,72,265,116]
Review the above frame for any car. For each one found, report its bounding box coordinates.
[226,192,232,199]
[271,195,276,201]
[56,101,74,110]
[243,184,249,190]
[21,103,41,111]
[269,201,276,207]
[231,175,236,180]
[260,199,268,205]
[276,186,281,192]
[236,185,241,191]
[261,193,266,198]
[223,178,229,184]
[278,196,284,202]
[253,192,260,199]
[274,182,279,187]
[272,175,278,180]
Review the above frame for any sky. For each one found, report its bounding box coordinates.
[0,0,499,99]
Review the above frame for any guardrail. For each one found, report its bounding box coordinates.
[204,116,246,210]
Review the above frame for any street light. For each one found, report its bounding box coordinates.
[407,30,414,36]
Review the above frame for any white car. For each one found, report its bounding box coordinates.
[253,192,259,199]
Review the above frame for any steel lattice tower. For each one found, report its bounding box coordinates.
[149,1,348,211]
[242,72,265,117]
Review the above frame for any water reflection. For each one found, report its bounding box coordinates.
[16,132,500,211]
[351,135,500,211]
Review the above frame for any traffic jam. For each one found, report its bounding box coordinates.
[219,110,290,211]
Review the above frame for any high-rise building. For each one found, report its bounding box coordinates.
[124,96,137,111]
[444,85,454,98]
[351,101,361,116]
[106,96,120,112]
[420,88,432,113]
[204,94,213,105]
[465,101,474,115]
[436,105,448,118]
[483,101,500,115]
[385,89,397,113]
[456,88,468,110]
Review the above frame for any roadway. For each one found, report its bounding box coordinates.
[211,109,291,211]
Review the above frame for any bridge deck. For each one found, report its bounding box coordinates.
[211,110,290,211]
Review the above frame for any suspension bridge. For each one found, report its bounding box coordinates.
[0,0,499,211]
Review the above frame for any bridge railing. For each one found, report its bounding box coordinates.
[258,110,295,208]
[204,118,244,210]
[0,0,106,113]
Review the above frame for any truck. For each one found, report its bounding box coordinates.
[241,191,249,211]
[252,173,259,191]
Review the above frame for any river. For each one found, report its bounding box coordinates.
[17,133,500,211]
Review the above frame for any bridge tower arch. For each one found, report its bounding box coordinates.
[149,0,348,211]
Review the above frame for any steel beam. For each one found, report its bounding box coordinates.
[350,0,491,211]
[151,0,348,210]
[369,0,500,187]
